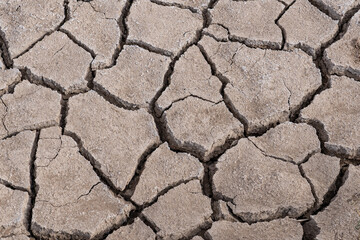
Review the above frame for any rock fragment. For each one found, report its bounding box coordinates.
[33,132,133,239]
[106,219,156,240]
[249,122,320,164]
[324,10,360,80]
[309,165,360,239]
[0,131,35,190]
[213,138,314,222]
[0,69,21,96]
[163,96,243,161]
[300,76,360,160]
[14,31,93,95]
[143,180,212,239]
[0,81,61,138]
[127,0,203,55]
[63,0,127,69]
[0,185,29,238]
[132,143,203,205]
[0,0,64,58]
[156,45,222,112]
[209,0,283,48]
[66,91,160,190]
[205,218,303,240]
[301,153,340,206]
[94,45,170,108]
[199,36,321,134]
[279,0,338,55]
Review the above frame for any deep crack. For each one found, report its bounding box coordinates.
[122,143,162,200]
[0,0,359,238]
[25,129,41,239]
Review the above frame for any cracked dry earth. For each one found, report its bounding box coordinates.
[1,0,360,240]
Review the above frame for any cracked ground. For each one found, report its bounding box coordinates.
[0,0,360,239]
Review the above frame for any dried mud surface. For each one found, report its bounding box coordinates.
[0,0,360,239]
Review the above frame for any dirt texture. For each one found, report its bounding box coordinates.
[0,0,359,239]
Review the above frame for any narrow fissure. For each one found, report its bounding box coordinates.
[150,0,199,13]
[25,129,41,239]
[93,82,140,111]
[197,43,250,136]
[59,95,69,135]
[178,220,213,240]
[13,0,70,60]
[275,0,296,50]
[20,67,90,97]
[126,39,173,57]
[0,0,357,238]
[300,162,349,239]
[148,1,213,154]
[63,131,123,197]
[0,29,13,68]
[0,178,29,193]
[248,138,297,165]
[292,4,360,123]
[107,0,135,68]
[122,143,162,199]
[140,178,197,210]
[312,162,349,215]
[58,28,96,58]
[297,165,319,219]
[307,0,341,20]
[140,214,161,234]
[0,97,9,136]
[98,211,139,240]
[201,159,218,198]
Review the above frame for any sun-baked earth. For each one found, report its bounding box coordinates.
[0,0,360,239]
